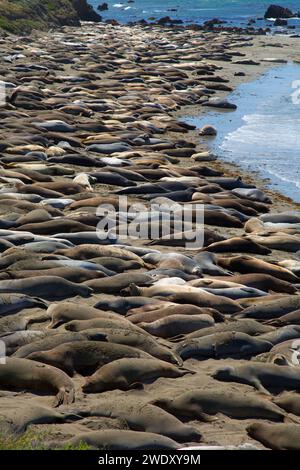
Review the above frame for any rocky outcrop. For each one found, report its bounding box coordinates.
[264,5,293,19]
[98,2,108,11]
[0,0,101,34]
[72,0,102,22]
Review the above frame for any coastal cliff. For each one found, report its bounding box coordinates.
[0,0,101,34]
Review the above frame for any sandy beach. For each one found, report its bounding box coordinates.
[0,21,300,451]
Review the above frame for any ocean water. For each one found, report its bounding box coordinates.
[185,63,300,202]
[90,0,300,30]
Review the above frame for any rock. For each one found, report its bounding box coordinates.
[264,5,293,19]
[98,2,108,11]
[203,18,226,29]
[199,125,217,136]
[274,18,288,26]
[71,0,102,22]
[234,72,246,76]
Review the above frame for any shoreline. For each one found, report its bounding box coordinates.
[172,33,300,210]
[0,21,300,450]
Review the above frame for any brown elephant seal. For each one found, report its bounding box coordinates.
[202,237,271,255]
[27,341,153,376]
[0,293,47,316]
[12,331,107,358]
[64,316,151,337]
[213,273,297,294]
[0,276,92,300]
[0,358,75,407]
[274,393,300,416]
[175,332,272,360]
[153,390,289,422]
[247,422,300,450]
[213,363,300,394]
[6,267,105,283]
[127,304,223,324]
[267,309,300,326]
[48,429,179,450]
[129,284,242,313]
[47,302,122,329]
[56,244,143,263]
[82,328,182,365]
[172,318,274,342]
[0,400,81,434]
[82,358,195,393]
[139,314,215,338]
[236,295,300,320]
[218,255,299,283]
[85,273,154,294]
[71,401,201,442]
[257,325,300,346]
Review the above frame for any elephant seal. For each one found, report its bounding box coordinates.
[213,273,297,295]
[267,308,300,326]
[82,358,195,393]
[0,311,50,335]
[257,325,300,346]
[85,273,154,294]
[274,393,300,416]
[56,244,143,263]
[0,293,47,316]
[72,401,201,442]
[218,256,299,283]
[0,358,75,407]
[12,331,106,358]
[213,363,300,394]
[237,295,300,320]
[172,319,274,342]
[94,296,163,315]
[28,341,153,376]
[129,284,242,313]
[139,314,215,338]
[247,423,300,450]
[48,429,179,450]
[203,237,271,255]
[0,400,81,434]
[193,252,231,276]
[175,332,272,360]
[0,276,92,300]
[153,390,289,422]
[46,302,122,329]
[64,316,151,337]
[128,304,223,324]
[82,328,182,365]
[7,267,105,283]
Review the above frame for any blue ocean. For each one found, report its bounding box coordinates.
[90,0,300,29]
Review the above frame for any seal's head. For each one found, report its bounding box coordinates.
[212,366,235,382]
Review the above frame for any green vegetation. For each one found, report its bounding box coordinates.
[0,0,94,34]
[0,429,92,450]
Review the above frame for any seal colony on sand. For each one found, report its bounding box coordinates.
[0,19,299,451]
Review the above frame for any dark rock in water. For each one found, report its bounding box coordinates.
[98,2,108,11]
[157,16,183,26]
[264,5,293,19]
[235,71,246,76]
[72,0,102,22]
[274,18,288,26]
[203,18,226,29]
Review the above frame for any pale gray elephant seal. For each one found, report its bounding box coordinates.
[71,401,201,442]
[0,276,92,300]
[0,358,75,407]
[175,332,272,360]
[48,429,179,450]
[213,363,300,394]
[274,393,300,416]
[28,341,152,376]
[153,390,289,422]
[82,358,195,393]
[0,400,80,434]
[247,422,300,450]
